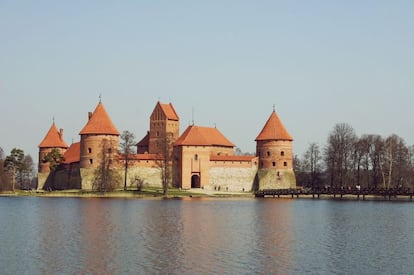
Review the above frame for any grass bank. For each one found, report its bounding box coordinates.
[0,186,254,199]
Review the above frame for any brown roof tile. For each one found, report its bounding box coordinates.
[79,102,120,135]
[175,125,235,147]
[39,123,69,148]
[63,142,80,164]
[136,131,150,147]
[255,111,293,141]
[159,102,179,121]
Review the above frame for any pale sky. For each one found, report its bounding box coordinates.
[1,1,414,164]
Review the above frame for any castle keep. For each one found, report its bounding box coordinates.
[37,101,296,191]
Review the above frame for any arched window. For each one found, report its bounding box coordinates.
[272,161,276,167]
[195,154,198,161]
[267,151,271,157]
[281,151,285,156]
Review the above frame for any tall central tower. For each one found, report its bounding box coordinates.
[148,102,180,154]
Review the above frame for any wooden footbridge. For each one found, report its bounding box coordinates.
[254,187,414,201]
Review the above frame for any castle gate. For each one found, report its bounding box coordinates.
[191,174,200,188]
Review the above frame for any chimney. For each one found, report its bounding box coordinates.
[59,128,63,139]
[88,112,92,120]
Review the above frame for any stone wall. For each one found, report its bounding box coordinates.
[37,173,48,190]
[208,166,258,192]
[122,166,163,189]
[258,169,296,190]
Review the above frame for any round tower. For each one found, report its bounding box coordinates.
[255,109,296,189]
[38,122,69,173]
[79,102,120,169]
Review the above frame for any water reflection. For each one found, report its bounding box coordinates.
[80,198,118,274]
[138,199,185,273]
[1,197,414,274]
[253,199,294,274]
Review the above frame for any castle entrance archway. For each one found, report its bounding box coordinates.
[191,174,200,188]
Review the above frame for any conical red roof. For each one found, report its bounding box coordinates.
[39,123,69,148]
[255,111,293,141]
[79,102,119,135]
[175,125,235,147]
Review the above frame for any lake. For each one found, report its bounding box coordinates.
[0,197,413,274]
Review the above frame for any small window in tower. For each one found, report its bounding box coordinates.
[108,148,112,154]
[195,154,198,161]
[272,162,276,167]
[281,151,285,156]
[89,159,93,165]
[267,151,271,157]
[284,162,287,167]
[156,131,160,137]
[88,148,92,154]
[277,171,280,177]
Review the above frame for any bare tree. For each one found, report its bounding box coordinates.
[303,143,323,189]
[324,123,357,189]
[120,130,136,191]
[293,154,307,187]
[92,139,121,192]
[20,155,35,189]
[379,135,410,189]
[156,133,174,195]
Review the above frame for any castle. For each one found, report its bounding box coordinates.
[37,101,296,192]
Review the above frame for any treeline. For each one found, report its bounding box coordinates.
[294,123,414,191]
[0,147,35,191]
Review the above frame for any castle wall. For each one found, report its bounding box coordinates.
[37,172,48,190]
[208,164,258,192]
[258,168,296,190]
[121,166,163,188]
[37,162,81,190]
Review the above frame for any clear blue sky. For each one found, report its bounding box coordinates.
[1,1,414,163]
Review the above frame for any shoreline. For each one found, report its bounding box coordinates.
[0,188,255,199]
[1,189,413,202]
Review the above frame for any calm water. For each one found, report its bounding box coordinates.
[0,197,413,274]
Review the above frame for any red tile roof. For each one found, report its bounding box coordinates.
[256,111,293,141]
[159,102,179,121]
[79,102,120,135]
[175,125,235,147]
[39,123,69,148]
[63,142,80,164]
[210,155,257,162]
